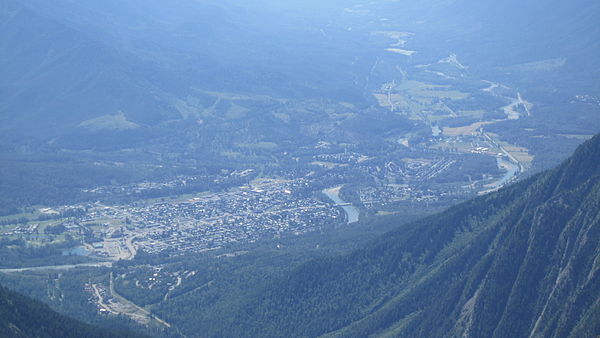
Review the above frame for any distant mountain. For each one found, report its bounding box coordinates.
[0,284,144,338]
[364,0,600,95]
[0,0,360,145]
[444,0,600,92]
[200,133,600,337]
[2,0,598,146]
[0,0,187,143]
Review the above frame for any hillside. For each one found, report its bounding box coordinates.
[192,134,600,337]
[0,0,186,143]
[0,284,144,338]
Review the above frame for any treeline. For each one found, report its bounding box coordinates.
[0,209,87,226]
[0,237,90,268]
[0,156,147,213]
[0,284,145,338]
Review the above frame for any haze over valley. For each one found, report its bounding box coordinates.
[0,0,599,337]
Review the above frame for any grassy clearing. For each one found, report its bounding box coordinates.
[235,142,278,150]
[374,80,469,120]
[272,112,290,123]
[225,103,250,120]
[443,121,495,136]
[559,134,594,140]
[78,112,139,132]
[460,110,486,118]
[501,144,534,166]
[396,81,469,100]
[385,48,416,56]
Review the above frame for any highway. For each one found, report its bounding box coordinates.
[0,262,113,273]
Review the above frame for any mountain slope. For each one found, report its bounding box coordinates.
[0,0,188,143]
[196,134,600,337]
[0,284,144,338]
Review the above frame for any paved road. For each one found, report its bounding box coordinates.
[0,262,113,273]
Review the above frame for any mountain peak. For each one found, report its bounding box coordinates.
[554,133,600,191]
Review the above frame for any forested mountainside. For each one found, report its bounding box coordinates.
[188,134,600,337]
[0,284,144,338]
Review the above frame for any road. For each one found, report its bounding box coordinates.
[91,284,117,315]
[109,272,172,328]
[122,232,138,260]
[0,262,113,273]
[163,276,183,302]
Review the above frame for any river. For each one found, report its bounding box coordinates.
[323,186,360,224]
[496,157,519,187]
[480,157,520,195]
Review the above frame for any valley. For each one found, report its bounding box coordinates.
[0,0,599,336]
